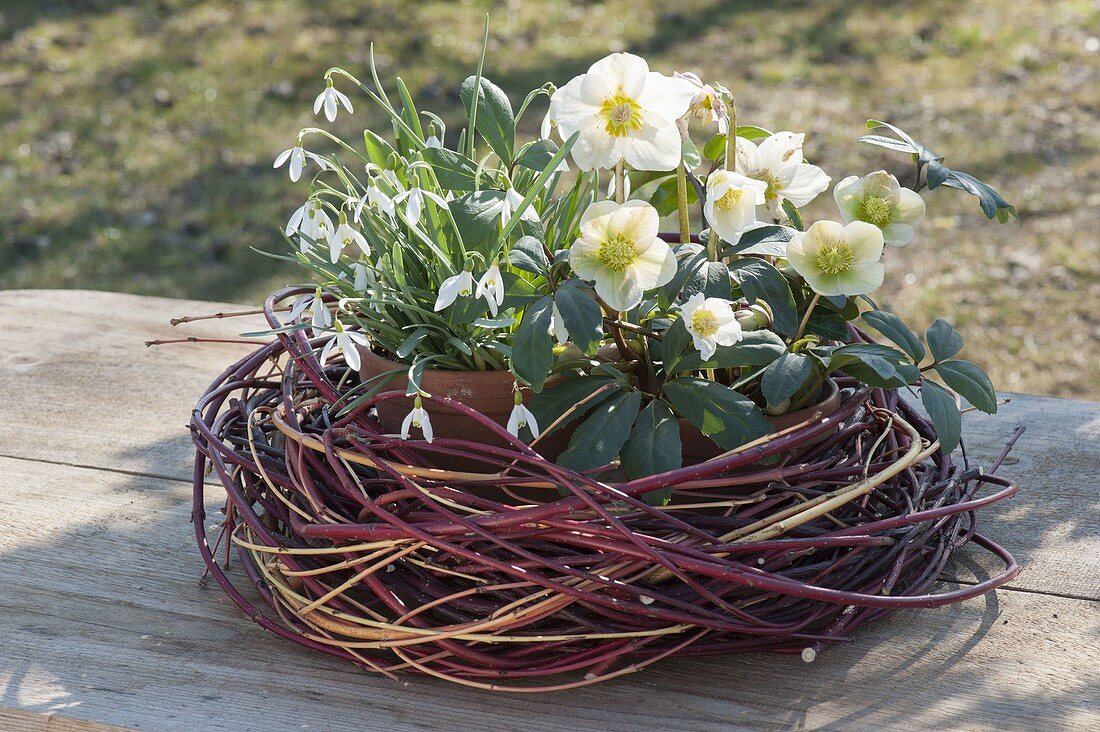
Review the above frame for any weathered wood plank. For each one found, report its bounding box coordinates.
[0,457,1096,731]
[0,709,129,732]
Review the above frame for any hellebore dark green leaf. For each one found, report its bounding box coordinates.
[683,260,732,300]
[921,379,962,453]
[702,133,728,161]
[460,75,515,164]
[729,258,798,336]
[514,138,558,171]
[512,295,554,391]
[621,399,682,483]
[829,343,917,388]
[724,225,796,257]
[674,329,787,371]
[660,317,694,373]
[557,391,642,471]
[554,282,603,356]
[662,249,708,301]
[939,169,1019,223]
[861,310,925,362]
[507,235,549,275]
[935,360,998,414]
[449,190,504,256]
[662,378,772,450]
[651,175,699,217]
[526,375,618,436]
[926,318,964,362]
[420,146,478,191]
[761,351,814,407]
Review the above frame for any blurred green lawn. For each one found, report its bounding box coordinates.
[1,0,1097,398]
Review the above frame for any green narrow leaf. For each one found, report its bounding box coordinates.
[557,391,642,472]
[935,360,998,414]
[621,400,682,503]
[512,296,555,391]
[554,283,603,356]
[396,327,431,359]
[926,318,964,362]
[921,379,962,453]
[460,75,515,164]
[363,130,397,164]
[861,310,925,362]
[761,352,814,407]
[730,259,798,336]
[662,378,772,450]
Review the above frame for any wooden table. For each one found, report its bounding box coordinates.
[0,290,1096,731]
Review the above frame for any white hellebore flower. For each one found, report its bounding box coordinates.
[549,52,696,171]
[400,396,434,443]
[786,220,886,297]
[569,200,676,312]
[328,212,370,263]
[313,79,353,122]
[675,71,725,125]
[394,183,448,224]
[833,170,927,246]
[681,293,743,361]
[289,287,332,334]
[499,187,539,227]
[475,264,505,316]
[319,319,369,371]
[507,391,541,439]
[736,132,831,219]
[434,270,475,311]
[704,170,768,240]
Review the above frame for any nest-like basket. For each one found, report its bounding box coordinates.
[190,288,1021,691]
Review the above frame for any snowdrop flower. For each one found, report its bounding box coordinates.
[394,182,448,224]
[475,263,505,316]
[328,212,370,263]
[681,293,744,361]
[499,187,539,227]
[606,172,631,200]
[285,201,309,237]
[400,396,434,443]
[675,72,725,125]
[313,78,353,122]
[289,287,332,333]
[288,200,333,253]
[549,303,570,345]
[833,170,926,246]
[569,200,676,312]
[425,132,443,149]
[736,132,831,219]
[352,262,369,291]
[273,144,307,182]
[434,270,475,311]
[704,170,768,240]
[506,390,540,439]
[786,220,885,297]
[319,318,369,370]
[549,52,696,171]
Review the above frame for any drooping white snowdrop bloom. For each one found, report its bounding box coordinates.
[606,172,631,201]
[681,293,743,362]
[475,264,505,316]
[434,270,475,312]
[833,170,926,246]
[499,187,539,227]
[319,318,369,371]
[289,287,332,334]
[786,220,885,297]
[675,71,725,125]
[313,79,353,122]
[290,200,333,254]
[285,201,309,237]
[736,132,831,219]
[506,390,540,439]
[352,262,369,291]
[568,200,676,312]
[549,303,570,345]
[704,170,769,241]
[274,144,307,182]
[549,52,696,171]
[425,133,443,149]
[328,212,370,263]
[394,183,448,224]
[400,396,434,443]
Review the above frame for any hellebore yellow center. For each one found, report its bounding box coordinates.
[859,196,893,228]
[716,187,745,211]
[815,243,855,275]
[597,233,638,272]
[600,92,644,137]
[691,309,721,338]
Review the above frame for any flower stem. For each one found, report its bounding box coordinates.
[614,161,625,204]
[792,292,821,343]
[725,97,737,173]
[676,163,691,246]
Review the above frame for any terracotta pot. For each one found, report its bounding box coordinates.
[679,378,843,465]
[355,346,571,471]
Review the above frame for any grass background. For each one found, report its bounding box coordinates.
[1,0,1097,397]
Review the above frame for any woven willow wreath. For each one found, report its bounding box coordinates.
[190,293,1020,692]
